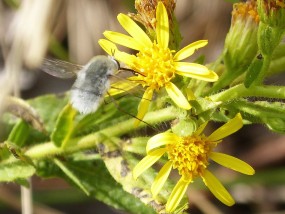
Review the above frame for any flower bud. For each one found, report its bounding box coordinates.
[210,0,259,92]
[224,0,259,72]
[129,0,181,50]
[257,0,285,56]
[258,0,285,28]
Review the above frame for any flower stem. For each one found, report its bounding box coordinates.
[210,84,285,102]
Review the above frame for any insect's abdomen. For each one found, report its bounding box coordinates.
[70,56,117,114]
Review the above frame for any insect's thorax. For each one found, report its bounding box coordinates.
[70,55,118,114]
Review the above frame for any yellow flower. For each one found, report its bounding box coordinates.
[99,2,218,124]
[133,113,255,213]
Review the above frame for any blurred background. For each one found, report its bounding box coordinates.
[0,0,284,213]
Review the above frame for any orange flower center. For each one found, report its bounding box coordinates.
[232,0,259,24]
[131,42,175,91]
[167,135,216,181]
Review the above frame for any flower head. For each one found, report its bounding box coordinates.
[225,0,259,71]
[99,2,218,124]
[133,113,255,213]
[257,0,285,28]
[130,0,176,31]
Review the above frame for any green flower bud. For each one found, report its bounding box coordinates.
[257,0,285,56]
[257,22,283,55]
[210,0,260,92]
[224,0,259,72]
[258,0,285,28]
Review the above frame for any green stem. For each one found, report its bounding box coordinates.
[210,84,285,102]
[24,107,176,159]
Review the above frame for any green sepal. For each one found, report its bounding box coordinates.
[257,22,283,56]
[51,103,77,148]
[244,54,264,88]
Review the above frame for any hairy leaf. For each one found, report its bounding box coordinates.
[7,120,30,147]
[225,99,285,133]
[51,104,77,148]
[37,158,155,214]
[28,94,69,133]
[0,162,35,182]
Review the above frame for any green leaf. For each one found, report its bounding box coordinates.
[28,94,69,133]
[15,178,30,187]
[35,157,155,214]
[53,158,89,195]
[51,104,77,148]
[244,54,264,88]
[225,99,285,133]
[0,162,35,182]
[5,97,46,133]
[65,160,155,213]
[7,120,30,147]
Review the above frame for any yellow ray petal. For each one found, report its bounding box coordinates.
[174,40,208,61]
[103,31,143,51]
[134,88,153,126]
[151,161,172,197]
[210,152,255,175]
[116,51,136,67]
[202,170,235,206]
[207,113,243,142]
[133,148,167,180]
[156,2,169,49]
[117,13,152,48]
[147,132,180,153]
[165,82,191,110]
[98,39,135,65]
[174,62,210,74]
[165,177,190,213]
[98,39,118,56]
[174,62,218,82]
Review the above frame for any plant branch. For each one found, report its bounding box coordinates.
[210,84,285,102]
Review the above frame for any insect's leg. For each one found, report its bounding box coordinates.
[106,92,158,131]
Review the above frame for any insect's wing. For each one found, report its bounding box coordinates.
[108,71,142,96]
[41,58,84,79]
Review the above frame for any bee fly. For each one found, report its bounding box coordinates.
[41,55,134,114]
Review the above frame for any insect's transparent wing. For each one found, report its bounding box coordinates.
[108,71,144,96]
[41,58,84,79]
